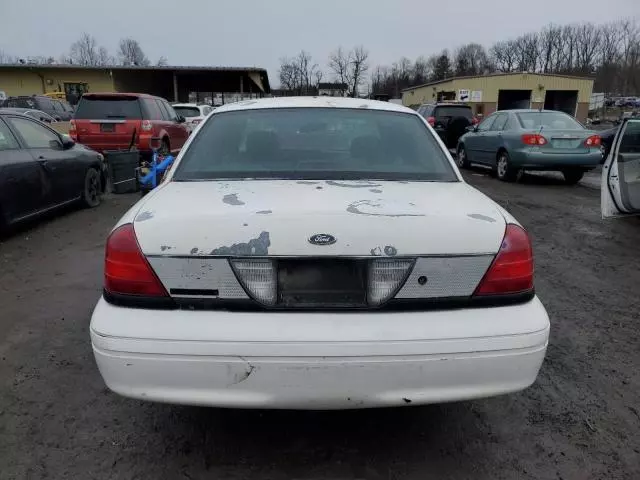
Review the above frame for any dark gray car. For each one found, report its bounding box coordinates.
[457,109,603,184]
[0,110,106,230]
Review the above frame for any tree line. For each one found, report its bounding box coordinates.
[372,19,640,98]
[0,33,166,67]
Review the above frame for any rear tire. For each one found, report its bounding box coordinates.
[496,151,519,182]
[82,168,101,208]
[159,138,170,157]
[562,169,584,185]
[456,144,470,169]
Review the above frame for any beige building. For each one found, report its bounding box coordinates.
[402,72,594,122]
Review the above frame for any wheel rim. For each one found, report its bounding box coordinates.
[497,156,508,178]
[457,148,465,167]
[87,173,99,203]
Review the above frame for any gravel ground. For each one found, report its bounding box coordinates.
[1,174,639,480]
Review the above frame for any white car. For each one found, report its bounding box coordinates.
[602,118,640,218]
[91,97,550,410]
[171,103,214,132]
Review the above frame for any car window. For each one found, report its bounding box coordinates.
[36,97,54,111]
[174,106,201,118]
[173,108,458,182]
[142,98,163,120]
[434,106,473,121]
[516,111,583,130]
[477,114,496,132]
[74,96,142,119]
[618,120,640,154]
[6,116,60,149]
[52,101,65,113]
[203,106,213,115]
[156,99,171,120]
[0,119,20,150]
[491,114,509,131]
[504,114,518,131]
[6,98,34,109]
[163,101,179,121]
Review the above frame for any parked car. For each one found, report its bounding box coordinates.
[90,97,550,410]
[416,102,477,148]
[602,118,640,218]
[599,125,619,161]
[3,95,74,121]
[71,93,190,157]
[0,107,58,124]
[0,110,106,230]
[457,109,603,184]
[171,103,214,133]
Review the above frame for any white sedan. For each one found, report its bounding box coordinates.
[91,97,550,410]
[171,103,214,133]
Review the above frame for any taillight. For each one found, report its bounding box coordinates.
[521,134,547,146]
[230,259,277,306]
[471,117,479,125]
[368,259,414,306]
[141,120,153,131]
[69,119,77,139]
[427,116,436,127]
[474,224,534,296]
[104,224,167,297]
[584,135,601,147]
[192,119,202,125]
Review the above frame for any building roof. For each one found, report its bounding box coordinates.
[401,72,595,92]
[213,96,414,114]
[0,63,268,73]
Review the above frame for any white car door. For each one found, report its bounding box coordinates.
[602,118,640,218]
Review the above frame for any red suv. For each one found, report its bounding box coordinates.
[70,93,190,156]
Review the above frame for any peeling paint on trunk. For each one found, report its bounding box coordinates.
[136,211,154,222]
[384,245,398,256]
[190,247,199,255]
[223,194,245,206]
[326,180,381,188]
[209,231,271,256]
[370,189,382,193]
[160,245,173,252]
[296,180,320,185]
[256,210,272,215]
[468,213,497,223]
[347,200,425,217]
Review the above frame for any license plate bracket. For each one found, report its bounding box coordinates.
[100,123,115,133]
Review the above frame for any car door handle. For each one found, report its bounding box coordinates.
[37,158,54,172]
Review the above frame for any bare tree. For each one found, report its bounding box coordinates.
[349,46,369,97]
[278,51,321,95]
[156,56,168,66]
[328,47,352,95]
[70,33,100,66]
[0,50,16,64]
[118,38,150,66]
[454,43,490,76]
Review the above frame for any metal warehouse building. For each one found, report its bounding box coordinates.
[0,64,271,105]
[402,72,594,122]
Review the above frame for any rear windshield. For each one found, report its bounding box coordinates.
[74,97,142,120]
[434,106,473,120]
[173,108,457,182]
[516,112,583,130]
[174,106,201,118]
[6,98,36,109]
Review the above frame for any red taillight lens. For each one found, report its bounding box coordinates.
[69,119,77,139]
[141,120,153,131]
[104,224,168,297]
[192,119,202,125]
[475,224,534,296]
[584,135,601,147]
[471,117,479,125]
[427,116,436,127]
[521,134,547,146]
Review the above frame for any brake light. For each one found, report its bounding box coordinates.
[427,116,436,127]
[521,134,547,146]
[584,135,601,147]
[141,120,153,131]
[192,119,201,125]
[471,117,479,125]
[104,224,167,297]
[474,224,534,296]
[68,119,77,139]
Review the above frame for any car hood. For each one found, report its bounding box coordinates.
[132,180,507,257]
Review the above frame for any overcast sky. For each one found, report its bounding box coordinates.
[2,0,638,86]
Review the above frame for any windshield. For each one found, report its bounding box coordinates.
[435,106,473,120]
[74,97,142,119]
[174,106,201,118]
[173,108,457,182]
[516,111,583,130]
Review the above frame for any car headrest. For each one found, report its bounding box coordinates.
[246,130,280,157]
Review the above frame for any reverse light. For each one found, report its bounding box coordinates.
[584,135,601,147]
[474,224,534,296]
[104,224,167,297]
[427,116,436,127]
[368,259,414,306]
[521,134,547,146]
[141,120,153,131]
[231,259,277,306]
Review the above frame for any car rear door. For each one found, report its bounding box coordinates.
[465,114,496,164]
[602,118,640,218]
[0,117,49,222]
[161,100,189,152]
[483,113,509,164]
[5,115,82,206]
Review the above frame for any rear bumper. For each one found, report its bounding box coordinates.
[90,296,550,409]
[511,149,602,169]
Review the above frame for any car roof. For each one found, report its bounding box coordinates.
[81,92,156,99]
[498,109,570,114]
[0,107,30,113]
[213,96,416,114]
[172,103,201,107]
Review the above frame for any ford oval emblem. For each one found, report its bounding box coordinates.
[309,234,336,246]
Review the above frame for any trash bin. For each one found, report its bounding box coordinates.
[105,150,140,194]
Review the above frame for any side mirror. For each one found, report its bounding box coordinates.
[61,137,75,149]
[176,115,186,123]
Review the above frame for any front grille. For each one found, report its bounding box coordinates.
[278,259,367,307]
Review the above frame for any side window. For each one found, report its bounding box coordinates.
[52,101,65,114]
[143,99,163,120]
[155,99,170,120]
[423,106,434,117]
[491,114,508,131]
[477,114,496,132]
[0,119,20,150]
[36,97,54,112]
[6,116,60,149]
[504,115,517,131]
[163,101,179,122]
[203,106,212,116]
